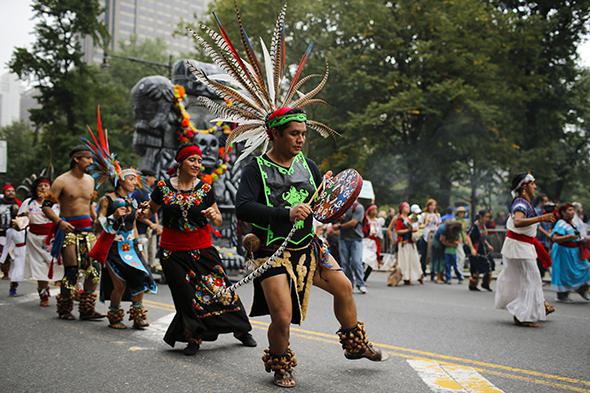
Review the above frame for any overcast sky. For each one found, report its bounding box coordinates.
[2,0,590,82]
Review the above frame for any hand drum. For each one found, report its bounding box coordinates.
[312,169,363,223]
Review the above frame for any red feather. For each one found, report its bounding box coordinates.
[212,12,256,87]
[96,105,109,155]
[287,43,314,100]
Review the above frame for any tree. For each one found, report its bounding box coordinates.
[184,0,590,208]
[9,0,108,169]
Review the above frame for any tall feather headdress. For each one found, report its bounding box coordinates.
[186,2,338,163]
[84,105,138,189]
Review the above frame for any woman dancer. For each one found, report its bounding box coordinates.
[550,203,590,302]
[141,144,255,354]
[97,169,157,329]
[18,177,62,306]
[495,173,556,327]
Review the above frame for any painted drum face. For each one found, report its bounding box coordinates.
[313,169,363,223]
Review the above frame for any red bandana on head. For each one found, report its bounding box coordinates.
[3,184,14,192]
[175,145,202,163]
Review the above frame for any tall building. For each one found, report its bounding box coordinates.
[20,88,40,127]
[83,0,211,64]
[0,73,24,127]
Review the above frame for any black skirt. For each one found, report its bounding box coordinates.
[100,241,157,302]
[161,246,252,347]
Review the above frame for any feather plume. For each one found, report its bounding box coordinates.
[270,2,287,104]
[234,3,270,106]
[284,43,314,103]
[188,28,267,109]
[225,123,263,149]
[188,3,335,163]
[195,96,259,121]
[307,120,340,138]
[187,63,264,115]
[288,63,330,108]
[212,12,259,90]
[296,98,328,108]
[260,38,275,108]
[283,73,320,104]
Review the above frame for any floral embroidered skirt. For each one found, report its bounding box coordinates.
[161,246,252,347]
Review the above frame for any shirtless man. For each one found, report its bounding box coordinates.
[42,146,104,320]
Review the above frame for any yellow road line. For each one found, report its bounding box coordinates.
[142,298,590,392]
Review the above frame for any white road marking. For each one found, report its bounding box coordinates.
[408,359,504,393]
[132,311,174,343]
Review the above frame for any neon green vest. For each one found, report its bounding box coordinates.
[253,153,317,247]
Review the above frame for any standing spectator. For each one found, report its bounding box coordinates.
[454,206,469,269]
[495,211,507,227]
[384,208,396,228]
[431,223,447,283]
[440,222,466,284]
[468,210,495,291]
[386,208,398,253]
[363,204,383,281]
[396,202,422,285]
[550,203,590,302]
[441,207,454,223]
[418,199,441,277]
[336,200,367,293]
[0,184,21,280]
[571,202,587,238]
[133,169,161,271]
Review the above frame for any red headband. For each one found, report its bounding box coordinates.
[3,184,14,192]
[267,106,293,122]
[38,179,51,186]
[175,145,202,163]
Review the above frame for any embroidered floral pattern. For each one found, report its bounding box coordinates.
[186,264,239,314]
[157,180,211,231]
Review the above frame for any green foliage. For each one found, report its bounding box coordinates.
[7,0,171,184]
[0,122,47,196]
[204,0,590,209]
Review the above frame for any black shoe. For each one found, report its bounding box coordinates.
[183,341,200,356]
[469,286,481,291]
[481,285,493,292]
[234,332,257,347]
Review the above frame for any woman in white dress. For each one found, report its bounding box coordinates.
[17,177,61,306]
[495,173,556,327]
[395,202,422,285]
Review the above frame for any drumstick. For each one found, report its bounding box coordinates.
[306,174,328,206]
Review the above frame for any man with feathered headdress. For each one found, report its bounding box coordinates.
[187,3,387,387]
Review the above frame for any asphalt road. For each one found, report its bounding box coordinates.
[1,271,589,393]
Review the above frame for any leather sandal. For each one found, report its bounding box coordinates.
[273,370,296,388]
[513,316,539,328]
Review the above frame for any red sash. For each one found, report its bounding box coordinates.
[160,227,212,251]
[506,230,552,268]
[88,232,116,265]
[15,242,25,248]
[29,223,53,236]
[560,241,578,248]
[560,241,590,260]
